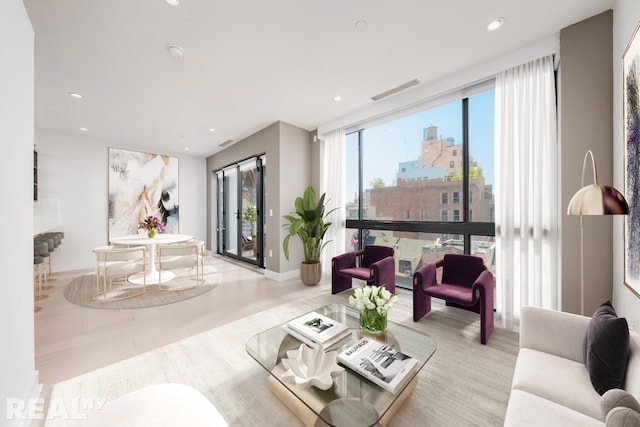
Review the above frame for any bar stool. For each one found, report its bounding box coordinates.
[34,237,54,280]
[40,232,62,259]
[33,256,44,293]
[33,242,49,299]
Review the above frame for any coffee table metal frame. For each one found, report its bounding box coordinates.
[246,304,437,427]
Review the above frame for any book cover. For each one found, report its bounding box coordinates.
[286,311,348,344]
[337,337,418,393]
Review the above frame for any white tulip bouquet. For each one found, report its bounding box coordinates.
[349,285,397,333]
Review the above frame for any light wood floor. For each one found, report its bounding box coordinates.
[33,254,338,410]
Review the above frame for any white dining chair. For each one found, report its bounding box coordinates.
[157,241,204,291]
[93,245,147,300]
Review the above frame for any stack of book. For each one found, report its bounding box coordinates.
[284,311,351,349]
[337,337,418,393]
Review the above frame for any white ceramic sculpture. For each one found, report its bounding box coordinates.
[280,343,344,390]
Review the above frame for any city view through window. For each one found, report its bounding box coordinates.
[346,88,495,289]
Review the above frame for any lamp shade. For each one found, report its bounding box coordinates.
[567,184,629,215]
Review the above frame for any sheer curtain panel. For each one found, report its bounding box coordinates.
[319,129,346,273]
[494,55,560,329]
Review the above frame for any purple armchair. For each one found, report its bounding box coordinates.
[241,232,255,252]
[331,245,395,294]
[413,253,494,344]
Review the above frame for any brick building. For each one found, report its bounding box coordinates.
[366,125,494,238]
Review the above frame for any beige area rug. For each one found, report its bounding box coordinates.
[63,265,222,309]
[46,292,519,426]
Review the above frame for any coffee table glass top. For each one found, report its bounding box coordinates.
[246,304,437,427]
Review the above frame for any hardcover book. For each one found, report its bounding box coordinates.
[282,325,352,349]
[337,337,418,393]
[286,311,349,345]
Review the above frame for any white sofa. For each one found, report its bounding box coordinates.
[504,306,640,426]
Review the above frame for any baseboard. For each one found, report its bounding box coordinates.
[264,268,299,282]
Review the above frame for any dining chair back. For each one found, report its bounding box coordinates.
[157,241,204,290]
[93,245,147,300]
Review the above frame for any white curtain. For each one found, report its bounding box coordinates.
[494,55,560,329]
[319,129,346,273]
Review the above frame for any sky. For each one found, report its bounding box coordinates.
[346,89,495,201]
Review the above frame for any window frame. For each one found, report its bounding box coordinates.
[453,191,460,204]
[346,92,495,279]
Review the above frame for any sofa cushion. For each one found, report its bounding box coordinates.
[504,389,603,427]
[583,301,630,395]
[511,348,603,420]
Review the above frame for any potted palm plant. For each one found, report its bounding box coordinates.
[282,185,337,286]
[242,204,257,237]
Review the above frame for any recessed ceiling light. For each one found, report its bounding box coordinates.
[167,44,184,58]
[184,147,190,151]
[209,128,216,133]
[79,127,88,131]
[165,0,180,6]
[354,20,367,31]
[69,92,83,99]
[334,95,342,102]
[487,17,505,31]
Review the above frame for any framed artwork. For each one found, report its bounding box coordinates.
[108,148,179,240]
[623,21,640,297]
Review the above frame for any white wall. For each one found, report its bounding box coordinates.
[35,130,208,271]
[0,0,38,425]
[613,0,640,322]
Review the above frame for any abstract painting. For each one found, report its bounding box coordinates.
[624,21,640,297]
[108,148,179,240]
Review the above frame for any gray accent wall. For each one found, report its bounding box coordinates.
[206,121,314,276]
[560,10,614,315]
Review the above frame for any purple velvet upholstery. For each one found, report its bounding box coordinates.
[413,253,494,344]
[331,245,395,294]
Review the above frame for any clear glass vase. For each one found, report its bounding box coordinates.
[147,230,156,238]
[359,308,387,334]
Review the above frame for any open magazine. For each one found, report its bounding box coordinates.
[337,337,418,393]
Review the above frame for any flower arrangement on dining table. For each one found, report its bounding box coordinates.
[139,215,165,238]
[349,285,398,333]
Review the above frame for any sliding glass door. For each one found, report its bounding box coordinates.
[216,156,265,268]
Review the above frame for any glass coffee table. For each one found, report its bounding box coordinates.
[246,304,437,427]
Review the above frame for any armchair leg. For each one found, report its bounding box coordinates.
[479,293,494,345]
[413,291,432,321]
[331,272,353,294]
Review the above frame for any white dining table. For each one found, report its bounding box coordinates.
[110,233,193,285]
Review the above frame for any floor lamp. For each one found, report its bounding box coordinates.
[567,150,629,315]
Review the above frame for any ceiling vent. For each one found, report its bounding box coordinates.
[218,139,234,148]
[371,78,420,101]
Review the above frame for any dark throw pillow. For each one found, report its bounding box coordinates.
[583,301,630,395]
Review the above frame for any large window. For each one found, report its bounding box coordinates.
[346,88,495,290]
